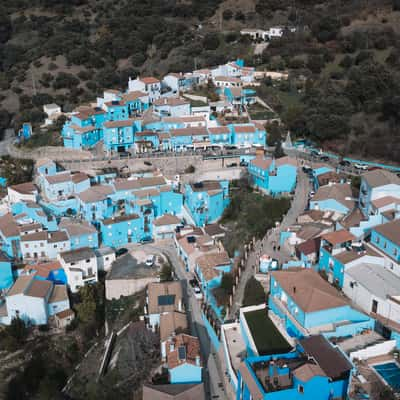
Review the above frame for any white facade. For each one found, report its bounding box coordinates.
[95,247,116,272]
[5,293,48,325]
[58,249,98,293]
[128,77,161,103]
[8,187,37,205]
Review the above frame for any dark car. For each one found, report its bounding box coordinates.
[119,152,130,159]
[339,160,351,167]
[140,236,154,244]
[320,155,329,162]
[115,248,128,257]
[227,162,238,168]
[310,150,320,157]
[144,161,152,166]
[189,279,199,288]
[240,160,248,167]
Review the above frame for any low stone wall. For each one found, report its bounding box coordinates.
[105,277,158,300]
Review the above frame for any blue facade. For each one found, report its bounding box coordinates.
[370,221,400,265]
[0,255,13,291]
[184,181,230,226]
[309,198,350,214]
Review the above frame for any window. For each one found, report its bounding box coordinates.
[40,242,44,247]
[376,236,380,244]
[384,242,387,249]
[86,259,91,263]
[54,244,57,248]
[394,249,398,257]
[25,244,29,248]
[298,385,304,394]
[105,257,109,261]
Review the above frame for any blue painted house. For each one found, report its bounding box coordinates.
[237,335,353,400]
[103,119,136,152]
[248,156,297,195]
[230,123,266,148]
[310,183,354,214]
[77,185,114,223]
[120,91,149,115]
[99,213,144,247]
[369,219,400,273]
[209,126,232,147]
[165,333,202,384]
[224,87,256,107]
[184,180,230,226]
[269,268,374,339]
[0,213,21,259]
[0,252,13,292]
[59,218,99,250]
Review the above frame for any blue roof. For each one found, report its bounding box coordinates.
[313,166,333,177]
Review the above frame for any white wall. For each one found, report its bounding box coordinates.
[7,188,36,205]
[350,340,396,361]
[7,294,48,325]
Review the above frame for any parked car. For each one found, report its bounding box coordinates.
[140,236,154,244]
[354,163,368,170]
[339,160,351,167]
[193,286,203,300]
[119,152,130,159]
[189,279,198,288]
[144,161,152,166]
[227,162,238,168]
[240,160,248,167]
[115,248,128,257]
[320,155,329,162]
[310,150,320,157]
[145,254,156,267]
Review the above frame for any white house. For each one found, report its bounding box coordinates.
[43,103,62,126]
[213,76,243,88]
[163,73,186,94]
[153,97,191,118]
[153,214,181,240]
[8,182,38,205]
[128,76,161,103]
[0,275,70,326]
[343,262,400,323]
[58,247,98,293]
[95,247,116,272]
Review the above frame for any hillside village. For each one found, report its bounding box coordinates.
[1,54,400,400]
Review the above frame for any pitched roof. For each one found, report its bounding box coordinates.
[170,127,208,137]
[55,309,75,319]
[321,229,356,245]
[142,383,205,400]
[59,218,97,236]
[166,334,201,370]
[0,213,19,238]
[196,252,231,281]
[340,208,367,229]
[154,97,189,107]
[334,247,380,264]
[24,261,62,278]
[121,91,148,103]
[214,76,241,83]
[7,275,34,297]
[153,214,181,227]
[78,185,114,203]
[147,281,183,315]
[103,119,135,129]
[293,363,326,382]
[48,284,68,303]
[44,172,71,185]
[72,172,89,184]
[189,181,221,193]
[25,279,52,298]
[203,224,225,237]
[233,124,256,133]
[312,183,354,210]
[373,219,400,246]
[271,268,348,313]
[208,126,230,134]
[20,231,48,242]
[114,176,166,191]
[296,237,321,256]
[9,182,37,195]
[140,77,160,84]
[371,196,400,209]
[48,231,69,243]
[160,311,188,342]
[59,247,96,263]
[102,213,140,225]
[362,169,400,188]
[250,157,273,170]
[300,335,352,380]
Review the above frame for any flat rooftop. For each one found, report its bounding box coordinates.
[244,309,292,356]
[106,253,158,280]
[223,323,246,373]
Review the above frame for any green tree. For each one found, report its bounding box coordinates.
[159,262,173,282]
[220,273,234,295]
[243,277,265,306]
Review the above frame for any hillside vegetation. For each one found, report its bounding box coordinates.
[0,0,400,161]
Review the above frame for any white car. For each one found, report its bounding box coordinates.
[354,163,368,170]
[145,255,156,267]
[193,286,203,300]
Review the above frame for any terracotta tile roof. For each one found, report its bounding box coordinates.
[78,185,114,203]
[59,218,97,236]
[334,247,380,264]
[48,284,68,303]
[214,76,241,83]
[196,251,231,281]
[140,77,160,84]
[189,181,221,192]
[164,116,205,124]
[55,309,75,319]
[233,124,256,133]
[59,247,95,264]
[166,334,201,370]
[312,183,354,210]
[153,214,181,227]
[24,261,62,278]
[170,127,208,137]
[296,237,321,256]
[69,124,96,134]
[160,311,188,342]
[72,172,89,184]
[340,208,367,229]
[371,196,400,209]
[114,176,166,191]
[238,362,263,400]
[271,268,348,313]
[102,213,140,225]
[296,224,324,241]
[373,219,400,246]
[20,231,47,242]
[121,91,148,103]
[275,156,298,167]
[48,231,69,243]
[363,169,400,188]
[18,222,42,235]
[45,172,71,185]
[321,229,355,245]
[208,126,230,134]
[7,275,34,296]
[0,213,20,238]
[134,188,159,198]
[293,363,326,381]
[154,97,189,107]
[9,182,37,195]
[147,281,183,315]
[25,279,52,299]
[103,119,135,128]
[203,224,225,237]
[134,130,158,138]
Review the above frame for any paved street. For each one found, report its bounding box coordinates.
[230,170,311,317]
[128,241,227,400]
